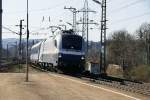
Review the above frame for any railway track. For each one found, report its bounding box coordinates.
[31,63,150,96]
[81,77,150,96]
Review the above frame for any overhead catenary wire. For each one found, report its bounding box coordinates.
[2,24,54,36]
[2,25,29,35]
[108,0,146,14]
[111,11,150,24]
[3,0,150,39]
[106,0,120,4]
[2,26,19,35]
[4,0,75,14]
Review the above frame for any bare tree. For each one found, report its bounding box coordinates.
[136,23,150,65]
[107,30,137,69]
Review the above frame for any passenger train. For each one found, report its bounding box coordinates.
[30,29,85,73]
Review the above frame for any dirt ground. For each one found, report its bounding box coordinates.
[0,71,149,100]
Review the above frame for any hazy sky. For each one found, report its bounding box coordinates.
[2,0,150,41]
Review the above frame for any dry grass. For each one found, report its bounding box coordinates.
[125,65,150,82]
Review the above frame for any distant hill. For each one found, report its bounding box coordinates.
[2,38,42,49]
[2,38,101,51]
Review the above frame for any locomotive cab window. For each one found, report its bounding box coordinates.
[62,35,82,50]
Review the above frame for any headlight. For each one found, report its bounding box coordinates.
[81,56,85,60]
[58,54,62,58]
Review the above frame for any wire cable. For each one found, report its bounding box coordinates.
[2,26,19,35]
[4,0,73,14]
[109,0,146,14]
[111,11,150,24]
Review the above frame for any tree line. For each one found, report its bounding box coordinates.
[107,23,150,82]
[107,22,150,68]
[87,22,150,82]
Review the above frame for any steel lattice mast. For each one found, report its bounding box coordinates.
[79,0,95,54]
[83,0,88,53]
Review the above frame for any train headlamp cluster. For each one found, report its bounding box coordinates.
[81,56,85,60]
[58,53,85,60]
[58,54,62,58]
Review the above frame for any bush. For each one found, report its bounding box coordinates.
[125,65,150,82]
[106,64,124,78]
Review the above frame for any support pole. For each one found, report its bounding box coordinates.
[100,0,107,75]
[15,41,17,59]
[85,0,89,54]
[26,0,29,82]
[0,0,2,65]
[19,20,24,72]
[7,44,8,61]
[19,20,24,61]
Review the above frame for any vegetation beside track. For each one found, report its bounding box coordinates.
[0,60,25,73]
[124,65,150,83]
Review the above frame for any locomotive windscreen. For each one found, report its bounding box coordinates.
[62,35,82,50]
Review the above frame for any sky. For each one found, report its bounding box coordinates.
[2,0,150,41]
